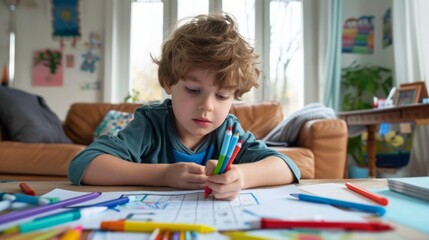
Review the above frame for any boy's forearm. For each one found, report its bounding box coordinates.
[237,156,294,189]
[81,154,169,186]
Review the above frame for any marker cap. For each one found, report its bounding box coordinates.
[100,220,126,231]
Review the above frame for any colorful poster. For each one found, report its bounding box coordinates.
[32,49,63,86]
[383,8,393,48]
[342,16,374,54]
[52,0,81,38]
[80,32,102,74]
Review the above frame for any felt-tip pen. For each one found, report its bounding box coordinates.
[100,220,217,233]
[213,126,232,175]
[290,193,386,216]
[2,193,51,205]
[248,218,393,232]
[85,195,137,208]
[18,207,107,233]
[205,126,232,199]
[220,132,240,173]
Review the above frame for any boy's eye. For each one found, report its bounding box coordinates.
[185,87,200,94]
[216,94,230,100]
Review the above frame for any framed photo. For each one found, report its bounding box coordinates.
[394,81,428,105]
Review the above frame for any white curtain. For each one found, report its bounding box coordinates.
[302,0,343,111]
[393,0,429,176]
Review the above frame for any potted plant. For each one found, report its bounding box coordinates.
[124,89,141,103]
[341,61,393,176]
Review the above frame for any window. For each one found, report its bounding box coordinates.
[222,0,256,102]
[178,0,208,20]
[128,0,303,115]
[129,0,163,103]
[269,0,303,115]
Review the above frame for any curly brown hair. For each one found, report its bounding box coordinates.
[153,13,260,100]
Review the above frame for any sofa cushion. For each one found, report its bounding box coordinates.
[0,87,71,143]
[64,103,142,145]
[94,110,135,138]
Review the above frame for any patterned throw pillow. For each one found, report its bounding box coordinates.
[94,110,134,138]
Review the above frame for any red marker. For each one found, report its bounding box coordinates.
[255,218,393,232]
[19,183,36,196]
[345,182,389,206]
[224,140,242,172]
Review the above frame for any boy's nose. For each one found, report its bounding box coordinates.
[199,95,214,112]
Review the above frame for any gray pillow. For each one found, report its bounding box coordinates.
[0,86,72,143]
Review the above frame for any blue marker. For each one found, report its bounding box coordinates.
[0,200,11,211]
[213,126,232,175]
[220,132,239,173]
[290,193,386,216]
[2,193,51,205]
[86,195,137,208]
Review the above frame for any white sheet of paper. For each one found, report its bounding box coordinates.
[0,185,303,232]
[240,198,366,222]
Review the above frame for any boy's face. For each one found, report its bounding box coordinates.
[165,68,235,149]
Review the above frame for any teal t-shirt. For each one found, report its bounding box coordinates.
[67,99,301,185]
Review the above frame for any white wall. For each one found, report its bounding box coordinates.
[1,0,395,120]
[0,0,105,120]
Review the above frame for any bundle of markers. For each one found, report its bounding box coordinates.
[204,125,242,199]
[148,229,199,240]
[0,192,59,211]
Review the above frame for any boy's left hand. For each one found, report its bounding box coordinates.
[205,160,244,200]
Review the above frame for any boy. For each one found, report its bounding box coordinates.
[68,13,300,200]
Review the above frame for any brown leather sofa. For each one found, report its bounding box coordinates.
[0,102,348,181]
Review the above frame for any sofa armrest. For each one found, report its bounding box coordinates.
[272,147,315,179]
[0,142,85,177]
[297,119,348,179]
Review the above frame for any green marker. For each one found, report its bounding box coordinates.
[18,207,107,233]
[213,126,232,175]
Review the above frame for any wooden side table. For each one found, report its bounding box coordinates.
[338,103,429,177]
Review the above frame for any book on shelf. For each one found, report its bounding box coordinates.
[387,177,429,202]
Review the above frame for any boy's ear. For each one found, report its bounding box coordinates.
[164,83,172,95]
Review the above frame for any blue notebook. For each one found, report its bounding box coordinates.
[387,177,429,202]
[375,187,429,234]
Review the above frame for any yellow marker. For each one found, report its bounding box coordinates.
[59,226,83,240]
[2,225,19,234]
[223,231,267,240]
[100,220,217,233]
[8,227,67,240]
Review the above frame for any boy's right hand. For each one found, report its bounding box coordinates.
[163,162,208,189]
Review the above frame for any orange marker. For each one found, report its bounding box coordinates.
[345,182,389,206]
[162,230,171,240]
[59,226,83,240]
[19,183,36,196]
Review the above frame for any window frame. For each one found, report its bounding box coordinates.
[104,0,286,104]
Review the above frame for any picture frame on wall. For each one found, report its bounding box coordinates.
[394,81,428,106]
